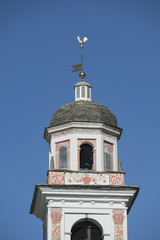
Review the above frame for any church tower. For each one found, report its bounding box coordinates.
[30,37,139,240]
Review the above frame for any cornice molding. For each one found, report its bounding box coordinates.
[44,122,122,142]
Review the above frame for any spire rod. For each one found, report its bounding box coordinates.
[72,36,88,80]
[81,46,83,66]
[77,36,88,69]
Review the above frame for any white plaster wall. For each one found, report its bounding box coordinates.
[49,139,55,169]
[96,134,101,171]
[123,210,128,240]
[70,134,77,170]
[49,129,118,172]
[64,211,111,240]
[38,186,134,240]
[45,204,128,240]
[46,205,128,240]
[47,207,52,240]
[115,141,118,171]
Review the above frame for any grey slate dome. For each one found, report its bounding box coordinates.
[50,101,118,127]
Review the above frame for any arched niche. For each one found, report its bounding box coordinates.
[55,140,70,169]
[104,143,113,171]
[71,218,103,240]
[59,145,68,168]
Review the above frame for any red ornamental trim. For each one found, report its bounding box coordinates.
[99,130,117,139]
[55,140,70,169]
[52,224,61,239]
[77,139,96,148]
[50,208,63,224]
[81,176,92,184]
[109,173,124,185]
[65,172,109,185]
[52,129,74,137]
[48,172,65,184]
[112,210,125,225]
[50,208,62,240]
[112,210,125,240]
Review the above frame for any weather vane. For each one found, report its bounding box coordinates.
[72,36,88,80]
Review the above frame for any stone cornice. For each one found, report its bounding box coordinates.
[30,184,139,220]
[44,122,122,142]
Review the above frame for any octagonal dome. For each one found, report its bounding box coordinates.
[50,101,118,127]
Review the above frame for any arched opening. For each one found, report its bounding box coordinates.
[80,143,93,170]
[59,145,68,168]
[71,219,103,240]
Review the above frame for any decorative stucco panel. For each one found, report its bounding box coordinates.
[112,210,125,240]
[65,172,109,185]
[109,173,124,185]
[50,208,63,240]
[48,171,125,185]
[48,172,65,184]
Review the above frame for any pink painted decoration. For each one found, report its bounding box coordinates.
[109,173,124,185]
[50,208,63,240]
[48,171,125,186]
[48,172,65,184]
[65,172,109,185]
[112,210,125,240]
[52,129,74,137]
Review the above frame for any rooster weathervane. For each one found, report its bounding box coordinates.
[77,36,88,48]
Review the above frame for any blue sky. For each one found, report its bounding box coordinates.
[0,1,160,239]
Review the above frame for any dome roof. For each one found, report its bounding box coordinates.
[50,101,118,127]
[74,80,92,88]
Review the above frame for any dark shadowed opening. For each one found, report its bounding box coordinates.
[71,219,103,240]
[80,143,93,170]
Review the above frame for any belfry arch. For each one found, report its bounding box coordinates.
[80,143,93,170]
[71,218,103,240]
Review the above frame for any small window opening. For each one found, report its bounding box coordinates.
[82,86,85,97]
[59,146,68,168]
[104,145,112,171]
[77,87,80,98]
[80,143,93,170]
[87,87,90,98]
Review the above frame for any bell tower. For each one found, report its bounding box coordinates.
[30,37,139,240]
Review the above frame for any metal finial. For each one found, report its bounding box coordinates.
[79,71,86,79]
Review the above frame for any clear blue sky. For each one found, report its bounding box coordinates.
[0,1,160,239]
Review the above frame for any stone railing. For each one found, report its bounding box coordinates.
[47,170,125,186]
